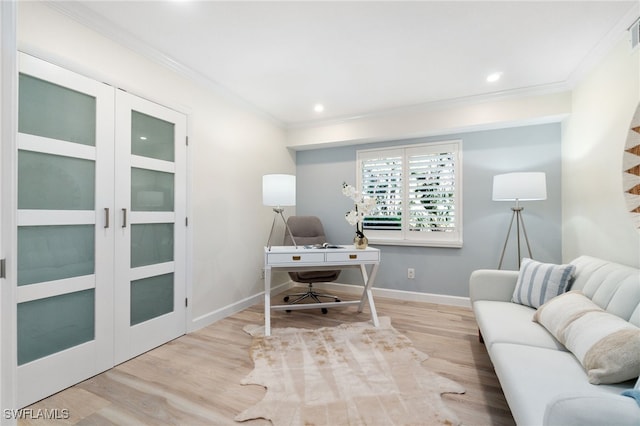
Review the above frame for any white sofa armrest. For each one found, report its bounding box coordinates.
[544,393,640,426]
[469,269,519,303]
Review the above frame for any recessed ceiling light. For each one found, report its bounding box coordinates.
[140,136,147,140]
[314,104,325,113]
[487,72,503,83]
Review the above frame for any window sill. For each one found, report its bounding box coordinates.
[367,239,463,248]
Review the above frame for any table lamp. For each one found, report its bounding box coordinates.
[493,172,547,269]
[263,174,297,251]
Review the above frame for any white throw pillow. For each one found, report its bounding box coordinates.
[532,290,599,337]
[534,291,640,384]
[512,258,575,308]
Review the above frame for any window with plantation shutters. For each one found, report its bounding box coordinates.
[356,141,462,247]
[360,149,403,231]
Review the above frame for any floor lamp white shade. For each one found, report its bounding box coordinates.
[492,172,547,203]
[492,172,547,269]
[263,174,296,207]
[263,174,297,250]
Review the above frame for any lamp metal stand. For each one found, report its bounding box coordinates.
[266,207,297,251]
[497,204,533,269]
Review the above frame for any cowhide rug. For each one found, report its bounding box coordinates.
[235,317,465,425]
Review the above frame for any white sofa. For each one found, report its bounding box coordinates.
[470,255,640,426]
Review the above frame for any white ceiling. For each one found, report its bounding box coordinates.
[54,1,638,126]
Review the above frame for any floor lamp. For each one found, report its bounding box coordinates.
[493,172,547,269]
[263,174,297,251]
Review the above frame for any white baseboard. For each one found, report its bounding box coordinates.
[189,280,470,332]
[188,281,294,332]
[311,281,471,308]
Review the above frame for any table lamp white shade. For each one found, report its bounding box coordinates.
[263,174,296,207]
[492,172,547,201]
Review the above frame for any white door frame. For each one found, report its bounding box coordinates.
[1,0,18,423]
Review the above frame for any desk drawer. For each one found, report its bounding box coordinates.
[326,251,379,262]
[267,252,325,264]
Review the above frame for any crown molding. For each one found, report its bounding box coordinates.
[286,81,572,130]
[565,3,640,89]
[45,1,284,127]
[43,0,638,131]
[289,3,639,131]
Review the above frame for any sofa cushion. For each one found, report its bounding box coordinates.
[512,258,575,308]
[569,256,640,325]
[544,393,640,426]
[473,300,567,351]
[535,291,640,384]
[490,343,632,426]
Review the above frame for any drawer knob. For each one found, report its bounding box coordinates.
[349,254,357,259]
[292,255,301,261]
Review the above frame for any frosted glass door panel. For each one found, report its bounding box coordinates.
[131,111,175,162]
[130,274,174,326]
[131,168,174,211]
[18,150,95,210]
[17,225,95,286]
[18,74,96,146]
[131,223,174,268]
[17,289,95,365]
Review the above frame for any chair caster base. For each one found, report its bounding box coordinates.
[283,290,341,315]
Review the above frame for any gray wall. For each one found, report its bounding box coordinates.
[295,123,562,298]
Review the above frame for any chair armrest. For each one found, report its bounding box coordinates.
[543,393,640,426]
[469,269,519,303]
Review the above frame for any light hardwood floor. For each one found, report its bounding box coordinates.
[20,289,515,425]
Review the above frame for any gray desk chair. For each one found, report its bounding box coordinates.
[283,216,341,314]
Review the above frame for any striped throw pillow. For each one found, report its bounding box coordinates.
[512,258,575,308]
[535,291,640,384]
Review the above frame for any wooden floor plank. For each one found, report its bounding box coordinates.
[20,289,514,425]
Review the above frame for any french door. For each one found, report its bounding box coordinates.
[113,90,186,364]
[16,53,115,408]
[15,53,186,406]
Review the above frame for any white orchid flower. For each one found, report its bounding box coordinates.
[345,210,359,226]
[342,182,378,228]
[342,183,359,200]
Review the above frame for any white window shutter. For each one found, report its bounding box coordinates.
[357,141,462,247]
[407,149,457,233]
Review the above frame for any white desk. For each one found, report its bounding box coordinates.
[263,246,381,336]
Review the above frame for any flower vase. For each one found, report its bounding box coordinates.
[354,224,368,249]
[354,233,368,249]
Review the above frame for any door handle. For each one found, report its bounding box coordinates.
[122,208,127,228]
[104,208,110,228]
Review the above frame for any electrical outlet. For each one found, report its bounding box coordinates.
[408,268,415,279]
[260,268,265,279]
